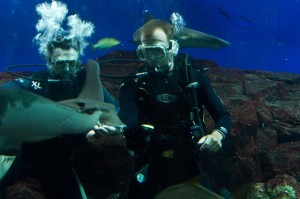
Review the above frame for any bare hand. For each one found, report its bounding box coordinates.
[198,130,223,152]
[86,124,124,138]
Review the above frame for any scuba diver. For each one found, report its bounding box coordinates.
[118,13,232,199]
[0,1,119,199]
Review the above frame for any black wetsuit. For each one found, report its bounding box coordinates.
[0,67,119,199]
[118,56,232,199]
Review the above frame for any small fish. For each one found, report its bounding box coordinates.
[92,38,120,50]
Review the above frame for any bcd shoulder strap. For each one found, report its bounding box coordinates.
[180,54,206,139]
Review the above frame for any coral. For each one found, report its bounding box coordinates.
[247,183,270,199]
[268,185,296,199]
[248,184,296,199]
[247,175,298,199]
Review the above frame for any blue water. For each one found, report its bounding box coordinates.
[1,0,300,73]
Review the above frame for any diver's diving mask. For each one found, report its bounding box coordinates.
[136,40,179,61]
[137,40,171,61]
[49,47,80,79]
[52,60,78,69]
[137,40,179,73]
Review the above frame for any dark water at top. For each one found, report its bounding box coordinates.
[0,0,299,73]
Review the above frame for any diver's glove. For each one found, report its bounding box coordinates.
[198,130,224,152]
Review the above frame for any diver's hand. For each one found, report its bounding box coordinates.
[198,130,224,152]
[86,124,124,138]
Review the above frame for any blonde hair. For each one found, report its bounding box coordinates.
[134,19,175,43]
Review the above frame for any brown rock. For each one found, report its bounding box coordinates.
[1,50,300,198]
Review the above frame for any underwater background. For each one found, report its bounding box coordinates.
[1,1,300,198]
[0,0,299,73]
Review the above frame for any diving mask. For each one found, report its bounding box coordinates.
[137,42,169,61]
[137,40,179,73]
[49,48,80,79]
[137,40,179,61]
[52,59,78,69]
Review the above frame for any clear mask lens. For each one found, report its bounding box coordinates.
[50,59,79,79]
[137,45,167,61]
[54,60,78,69]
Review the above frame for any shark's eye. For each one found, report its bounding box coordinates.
[84,110,94,115]
[77,102,99,114]
[77,102,85,110]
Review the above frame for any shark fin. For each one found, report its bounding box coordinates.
[144,10,155,23]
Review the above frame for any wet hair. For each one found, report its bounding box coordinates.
[134,19,175,44]
[47,36,80,56]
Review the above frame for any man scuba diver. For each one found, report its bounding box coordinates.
[118,13,232,199]
[0,1,119,198]
[3,35,117,104]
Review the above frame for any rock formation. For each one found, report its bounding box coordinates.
[1,50,299,198]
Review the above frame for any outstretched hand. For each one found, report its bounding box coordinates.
[198,130,223,152]
[87,124,124,138]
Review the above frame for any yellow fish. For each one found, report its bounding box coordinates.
[92,38,121,50]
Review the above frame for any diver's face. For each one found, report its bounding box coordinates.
[48,48,79,79]
[137,40,174,73]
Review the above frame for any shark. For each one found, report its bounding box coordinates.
[154,176,225,199]
[133,12,230,49]
[0,60,125,156]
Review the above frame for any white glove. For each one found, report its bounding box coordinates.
[198,130,224,152]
